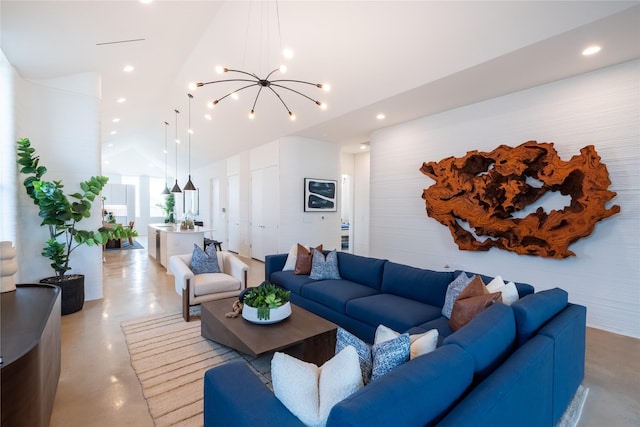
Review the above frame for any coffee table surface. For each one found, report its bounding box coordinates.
[201,297,337,364]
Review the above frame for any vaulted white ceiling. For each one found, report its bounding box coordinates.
[2,1,639,178]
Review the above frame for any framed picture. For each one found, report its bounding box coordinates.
[304,178,337,212]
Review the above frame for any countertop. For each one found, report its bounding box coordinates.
[149,224,211,233]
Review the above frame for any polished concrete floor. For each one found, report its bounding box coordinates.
[49,242,639,426]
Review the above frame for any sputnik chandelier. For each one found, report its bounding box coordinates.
[193,66,329,121]
[190,0,329,121]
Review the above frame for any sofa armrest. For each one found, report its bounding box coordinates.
[222,251,249,289]
[168,254,195,295]
[265,254,288,281]
[204,361,305,427]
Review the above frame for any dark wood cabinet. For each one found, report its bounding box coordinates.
[1,284,61,427]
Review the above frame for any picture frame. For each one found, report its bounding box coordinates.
[304,178,337,212]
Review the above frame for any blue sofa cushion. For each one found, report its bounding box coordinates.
[270,270,316,295]
[327,344,474,427]
[346,293,442,333]
[301,279,379,314]
[204,361,306,426]
[337,252,386,290]
[381,261,455,307]
[443,303,516,381]
[511,288,568,346]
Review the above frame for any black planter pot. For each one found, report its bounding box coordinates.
[40,274,85,315]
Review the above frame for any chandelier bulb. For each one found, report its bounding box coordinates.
[289,112,296,121]
[279,64,287,73]
[215,66,228,74]
[188,82,197,90]
[320,102,328,110]
[249,110,255,119]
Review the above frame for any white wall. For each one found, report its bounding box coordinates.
[370,59,640,338]
[278,137,342,252]
[353,151,371,256]
[14,71,104,300]
[0,49,17,247]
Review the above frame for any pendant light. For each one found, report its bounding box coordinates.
[183,93,196,191]
[171,109,182,193]
[161,121,170,195]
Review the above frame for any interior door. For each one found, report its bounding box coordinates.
[250,166,279,261]
[227,174,240,253]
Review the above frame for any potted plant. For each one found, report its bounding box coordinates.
[16,138,137,314]
[157,193,176,224]
[242,281,291,323]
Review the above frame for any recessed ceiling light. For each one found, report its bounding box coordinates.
[116,97,126,103]
[104,160,110,165]
[204,114,212,120]
[123,65,134,73]
[112,118,120,123]
[582,45,601,56]
[360,143,368,150]
[108,143,114,147]
[110,131,117,135]
[376,113,385,120]
[140,0,153,3]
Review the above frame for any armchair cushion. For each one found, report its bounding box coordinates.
[194,273,241,296]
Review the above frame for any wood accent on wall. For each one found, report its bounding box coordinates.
[420,141,620,258]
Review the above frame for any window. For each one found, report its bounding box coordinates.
[149,177,167,218]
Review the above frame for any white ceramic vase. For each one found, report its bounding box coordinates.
[0,241,18,293]
[242,301,292,324]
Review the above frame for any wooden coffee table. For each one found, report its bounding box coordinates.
[201,297,338,366]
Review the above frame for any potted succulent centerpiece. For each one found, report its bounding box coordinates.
[242,282,291,324]
[17,138,137,314]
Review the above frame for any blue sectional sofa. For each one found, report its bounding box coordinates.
[204,252,586,427]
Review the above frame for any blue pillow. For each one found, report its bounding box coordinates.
[371,333,410,381]
[310,249,341,280]
[190,244,221,275]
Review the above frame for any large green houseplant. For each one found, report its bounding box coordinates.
[17,137,137,314]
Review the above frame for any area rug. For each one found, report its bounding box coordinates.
[123,312,588,427]
[121,312,272,427]
[105,240,144,251]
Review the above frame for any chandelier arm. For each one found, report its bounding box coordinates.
[270,83,320,104]
[225,69,261,80]
[265,67,282,81]
[271,79,321,87]
[251,86,265,111]
[215,83,260,103]
[267,86,293,114]
[198,78,257,87]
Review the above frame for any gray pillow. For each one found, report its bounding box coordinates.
[190,243,221,275]
[309,249,340,280]
[335,328,372,384]
[441,272,475,319]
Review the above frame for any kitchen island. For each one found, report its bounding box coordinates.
[148,224,211,268]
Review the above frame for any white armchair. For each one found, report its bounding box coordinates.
[168,250,248,321]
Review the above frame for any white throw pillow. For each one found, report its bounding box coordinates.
[486,275,520,306]
[272,346,363,427]
[282,244,299,271]
[374,324,439,359]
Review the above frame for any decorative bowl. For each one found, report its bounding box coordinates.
[242,301,292,324]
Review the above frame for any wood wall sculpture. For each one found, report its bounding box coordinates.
[420,141,620,258]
